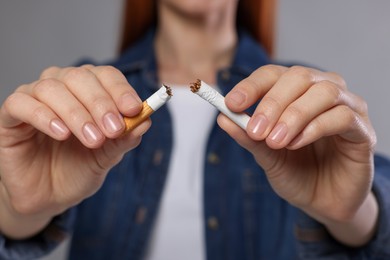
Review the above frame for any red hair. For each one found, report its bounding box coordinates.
[118,0,277,57]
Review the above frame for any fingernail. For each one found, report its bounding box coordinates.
[50,119,69,136]
[103,112,123,134]
[83,123,103,143]
[269,123,288,143]
[248,114,268,136]
[227,90,246,106]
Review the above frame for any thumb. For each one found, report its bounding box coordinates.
[94,119,151,170]
[217,114,278,171]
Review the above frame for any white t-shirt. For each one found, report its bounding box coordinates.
[144,85,218,260]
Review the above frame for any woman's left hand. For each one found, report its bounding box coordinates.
[218,65,377,245]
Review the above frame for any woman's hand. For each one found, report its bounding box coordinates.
[0,65,150,238]
[218,65,378,246]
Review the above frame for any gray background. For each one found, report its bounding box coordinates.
[0,1,389,259]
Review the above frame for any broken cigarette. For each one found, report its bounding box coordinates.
[123,84,172,133]
[190,79,250,130]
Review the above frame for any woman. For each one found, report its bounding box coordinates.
[0,0,389,259]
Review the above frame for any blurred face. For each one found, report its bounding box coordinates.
[158,0,238,18]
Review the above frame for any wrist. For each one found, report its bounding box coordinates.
[303,191,379,247]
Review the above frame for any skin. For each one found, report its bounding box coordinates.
[220,65,378,246]
[0,65,151,238]
[0,0,378,249]
[156,0,238,85]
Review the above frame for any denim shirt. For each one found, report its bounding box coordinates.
[1,30,390,260]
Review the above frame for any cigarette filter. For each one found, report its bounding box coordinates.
[190,79,250,130]
[123,84,172,133]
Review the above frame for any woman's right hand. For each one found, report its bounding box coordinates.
[0,65,150,238]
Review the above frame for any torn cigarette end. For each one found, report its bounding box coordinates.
[123,84,172,133]
[163,84,173,97]
[190,79,201,93]
[190,79,250,130]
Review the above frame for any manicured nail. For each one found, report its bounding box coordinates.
[103,112,123,134]
[50,119,69,136]
[248,114,268,136]
[83,123,103,143]
[269,123,288,143]
[227,90,246,106]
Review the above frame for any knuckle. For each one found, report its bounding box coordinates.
[80,64,95,69]
[259,95,282,115]
[33,78,63,97]
[62,67,93,83]
[4,92,20,107]
[370,131,378,149]
[284,105,307,123]
[306,118,322,135]
[241,76,259,93]
[2,92,22,114]
[40,66,60,79]
[30,106,49,124]
[90,96,112,113]
[257,64,284,79]
[97,65,128,86]
[98,65,121,77]
[14,83,30,93]
[355,95,369,114]
[327,71,347,89]
[67,106,85,123]
[316,80,342,103]
[289,65,316,83]
[340,105,357,124]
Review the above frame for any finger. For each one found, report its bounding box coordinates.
[40,65,142,131]
[225,64,287,112]
[94,119,152,170]
[264,80,344,149]
[39,66,64,80]
[85,66,143,117]
[1,92,70,140]
[217,113,258,150]
[286,105,376,151]
[57,67,127,138]
[216,113,277,171]
[246,66,348,141]
[30,78,106,148]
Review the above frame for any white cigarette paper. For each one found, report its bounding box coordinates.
[146,84,172,110]
[190,79,250,130]
[123,85,172,133]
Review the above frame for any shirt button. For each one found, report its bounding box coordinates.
[153,149,164,166]
[207,216,219,230]
[134,206,148,224]
[207,153,220,164]
[221,70,231,81]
